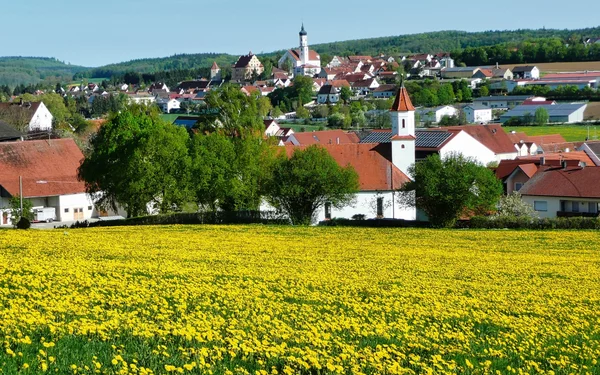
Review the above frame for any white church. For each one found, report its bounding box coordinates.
[278,25,322,77]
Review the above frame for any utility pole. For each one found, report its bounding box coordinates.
[19,175,23,214]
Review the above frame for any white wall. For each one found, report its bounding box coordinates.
[29,102,53,131]
[57,193,97,222]
[261,191,416,224]
[439,131,497,166]
[521,196,561,219]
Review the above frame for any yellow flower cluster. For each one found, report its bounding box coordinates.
[0,226,599,374]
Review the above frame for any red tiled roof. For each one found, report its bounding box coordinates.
[0,139,86,198]
[288,49,320,62]
[520,166,600,198]
[390,87,415,112]
[518,151,593,165]
[290,130,359,146]
[527,134,567,146]
[285,143,410,191]
[438,124,516,154]
[518,163,539,178]
[211,61,219,69]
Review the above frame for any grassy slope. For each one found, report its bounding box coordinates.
[503,124,600,142]
[0,57,88,86]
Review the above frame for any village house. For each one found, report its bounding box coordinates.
[0,120,23,142]
[372,84,397,99]
[0,101,53,132]
[278,25,321,77]
[232,52,264,82]
[473,95,541,110]
[0,139,99,225]
[317,85,341,104]
[463,104,492,124]
[519,164,600,219]
[416,105,458,124]
[441,67,480,79]
[500,103,588,124]
[512,65,540,80]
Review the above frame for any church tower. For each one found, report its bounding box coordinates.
[210,61,221,81]
[299,24,309,65]
[390,81,416,178]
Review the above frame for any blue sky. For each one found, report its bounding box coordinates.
[3,0,599,67]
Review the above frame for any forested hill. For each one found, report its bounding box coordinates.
[78,53,237,80]
[306,27,600,56]
[0,57,87,87]
[3,26,600,87]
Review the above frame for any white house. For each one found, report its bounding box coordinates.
[513,66,540,79]
[0,139,100,225]
[317,85,340,104]
[278,25,321,76]
[264,119,281,137]
[520,165,600,219]
[417,105,458,123]
[0,101,53,132]
[128,93,156,105]
[157,98,181,113]
[500,103,588,124]
[464,104,492,124]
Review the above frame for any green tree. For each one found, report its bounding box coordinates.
[296,106,310,120]
[198,84,262,135]
[256,95,273,118]
[78,105,191,217]
[534,107,549,126]
[340,86,353,104]
[9,195,34,226]
[437,84,455,105]
[265,146,359,225]
[399,153,503,227]
[479,86,490,97]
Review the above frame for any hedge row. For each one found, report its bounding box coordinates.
[63,211,289,228]
[465,216,600,230]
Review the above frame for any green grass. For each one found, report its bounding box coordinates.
[504,124,600,142]
[160,114,182,124]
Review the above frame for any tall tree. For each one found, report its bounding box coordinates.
[78,105,191,217]
[535,107,549,126]
[399,153,503,227]
[265,145,359,225]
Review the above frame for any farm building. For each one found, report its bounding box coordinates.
[0,139,98,225]
[500,103,588,124]
[473,95,540,110]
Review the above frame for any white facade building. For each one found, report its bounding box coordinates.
[278,25,322,76]
[464,104,492,124]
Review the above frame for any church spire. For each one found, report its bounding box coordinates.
[299,23,307,36]
[390,84,415,112]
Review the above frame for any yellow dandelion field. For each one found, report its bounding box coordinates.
[0,226,599,374]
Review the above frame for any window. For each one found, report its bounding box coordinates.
[589,202,598,214]
[572,201,579,213]
[402,119,406,129]
[515,182,523,191]
[325,203,332,220]
[533,201,547,212]
[377,197,384,218]
[64,208,69,213]
[88,206,93,211]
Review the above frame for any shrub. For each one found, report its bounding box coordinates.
[16,217,31,230]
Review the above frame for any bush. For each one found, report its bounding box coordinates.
[467,216,600,230]
[16,217,31,230]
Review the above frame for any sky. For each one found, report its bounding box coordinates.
[2,0,600,67]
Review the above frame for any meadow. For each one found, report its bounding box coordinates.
[503,124,600,142]
[0,226,599,374]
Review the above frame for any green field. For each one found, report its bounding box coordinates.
[160,114,182,123]
[504,124,600,142]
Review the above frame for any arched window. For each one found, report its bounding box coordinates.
[402,119,406,128]
[401,144,405,149]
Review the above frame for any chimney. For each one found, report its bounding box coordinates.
[579,161,587,168]
[336,137,340,144]
[540,156,545,165]
[561,160,568,169]
[496,62,499,69]
[19,98,23,106]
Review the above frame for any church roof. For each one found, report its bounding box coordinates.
[390,86,415,112]
[288,49,320,62]
[299,24,307,36]
[211,61,219,70]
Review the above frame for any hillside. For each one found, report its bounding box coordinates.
[80,53,237,79]
[0,57,88,87]
[3,26,600,87]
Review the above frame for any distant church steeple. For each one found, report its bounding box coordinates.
[299,24,309,65]
[390,80,416,178]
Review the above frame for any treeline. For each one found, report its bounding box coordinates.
[0,57,87,87]
[512,85,600,101]
[453,37,600,66]
[405,79,474,107]
[305,27,600,58]
[76,53,236,80]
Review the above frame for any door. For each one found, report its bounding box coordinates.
[74,208,84,220]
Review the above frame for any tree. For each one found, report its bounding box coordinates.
[479,86,490,97]
[9,196,34,226]
[340,86,353,104]
[296,106,310,120]
[198,84,263,135]
[327,112,350,128]
[399,153,503,227]
[437,84,455,105]
[265,146,359,225]
[495,192,537,218]
[534,107,549,126]
[78,105,191,217]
